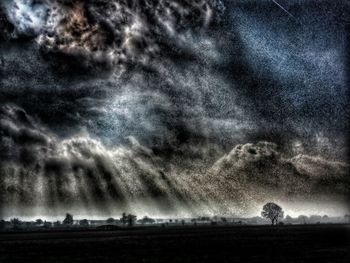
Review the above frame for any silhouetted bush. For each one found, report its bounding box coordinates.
[63,213,74,225]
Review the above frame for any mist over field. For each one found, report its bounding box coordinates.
[0,0,349,219]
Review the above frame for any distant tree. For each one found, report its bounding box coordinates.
[79,219,89,227]
[35,219,43,226]
[10,218,22,229]
[106,218,115,224]
[261,202,284,225]
[120,213,128,226]
[63,213,74,225]
[127,214,137,227]
[138,216,155,225]
[298,215,308,224]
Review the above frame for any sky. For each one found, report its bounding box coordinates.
[0,0,349,220]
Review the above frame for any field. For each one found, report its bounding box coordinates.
[0,224,349,262]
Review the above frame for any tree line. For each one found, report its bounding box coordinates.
[1,202,350,230]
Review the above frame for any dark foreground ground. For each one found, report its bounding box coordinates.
[0,224,349,263]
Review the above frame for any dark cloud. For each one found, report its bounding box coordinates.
[2,0,224,71]
[0,1,349,218]
[0,7,14,40]
[0,105,51,164]
[0,104,221,217]
[211,142,350,201]
[0,106,348,218]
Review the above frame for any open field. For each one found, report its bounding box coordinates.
[0,224,349,263]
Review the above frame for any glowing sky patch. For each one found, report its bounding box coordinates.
[3,0,49,36]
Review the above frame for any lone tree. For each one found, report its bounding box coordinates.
[261,202,284,225]
[63,213,74,225]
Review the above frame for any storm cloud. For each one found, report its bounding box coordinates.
[2,0,224,70]
[0,105,348,218]
[0,1,349,218]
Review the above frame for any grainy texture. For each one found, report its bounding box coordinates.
[0,1,349,218]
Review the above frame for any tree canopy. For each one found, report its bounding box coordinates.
[261,202,284,225]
